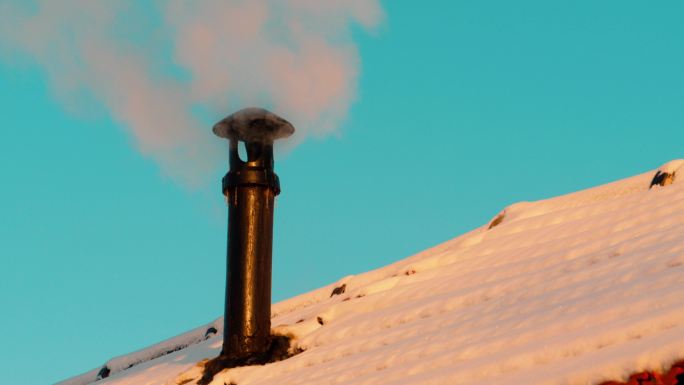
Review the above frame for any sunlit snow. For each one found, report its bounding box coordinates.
[59,160,684,385]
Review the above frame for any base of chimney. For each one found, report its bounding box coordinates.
[223,334,272,360]
[198,333,302,385]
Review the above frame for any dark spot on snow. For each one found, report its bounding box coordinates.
[295,318,304,323]
[330,284,346,297]
[177,378,194,385]
[488,212,505,229]
[597,359,684,385]
[198,334,303,385]
[404,269,416,276]
[355,294,365,299]
[342,296,351,302]
[676,373,684,384]
[317,316,325,325]
[205,326,218,339]
[650,170,676,189]
[96,366,110,380]
[163,345,185,356]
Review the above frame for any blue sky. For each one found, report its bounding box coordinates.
[1,1,683,384]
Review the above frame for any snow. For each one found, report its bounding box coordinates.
[57,319,223,385]
[657,159,684,175]
[58,160,684,385]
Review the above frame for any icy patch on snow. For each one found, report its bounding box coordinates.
[58,160,684,385]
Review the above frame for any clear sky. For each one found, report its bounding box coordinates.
[1,1,683,384]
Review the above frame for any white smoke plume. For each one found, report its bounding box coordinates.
[0,0,383,185]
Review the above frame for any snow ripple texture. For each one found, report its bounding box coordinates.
[59,160,684,385]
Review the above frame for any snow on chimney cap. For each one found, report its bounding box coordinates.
[212,107,295,143]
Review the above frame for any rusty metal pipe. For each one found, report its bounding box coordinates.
[213,108,294,359]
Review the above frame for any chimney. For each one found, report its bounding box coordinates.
[213,107,294,359]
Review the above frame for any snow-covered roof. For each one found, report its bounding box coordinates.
[58,160,684,385]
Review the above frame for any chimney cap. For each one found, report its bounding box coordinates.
[213,107,295,143]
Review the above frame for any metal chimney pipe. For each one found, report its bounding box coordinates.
[212,108,294,359]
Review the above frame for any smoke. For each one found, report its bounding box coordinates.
[0,0,383,185]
